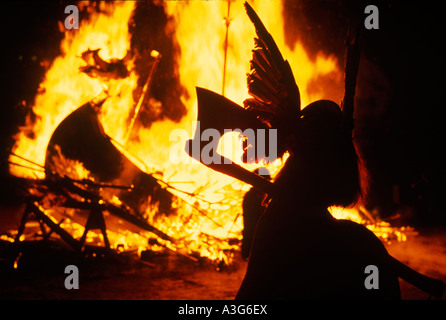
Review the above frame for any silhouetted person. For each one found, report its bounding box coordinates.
[236,100,401,300]
[242,168,270,260]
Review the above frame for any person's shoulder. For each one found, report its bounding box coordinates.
[334,219,386,249]
[335,218,374,235]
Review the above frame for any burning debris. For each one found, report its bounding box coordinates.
[79,48,130,80]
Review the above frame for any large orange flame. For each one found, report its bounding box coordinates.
[9,1,137,179]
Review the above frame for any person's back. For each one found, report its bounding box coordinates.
[236,199,401,299]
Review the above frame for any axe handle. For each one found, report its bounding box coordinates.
[209,162,274,194]
[388,255,445,298]
[186,139,275,195]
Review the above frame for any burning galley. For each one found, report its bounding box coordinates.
[1,0,445,299]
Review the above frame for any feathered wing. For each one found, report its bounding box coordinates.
[243,1,301,132]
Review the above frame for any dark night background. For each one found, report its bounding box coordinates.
[0,0,445,228]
